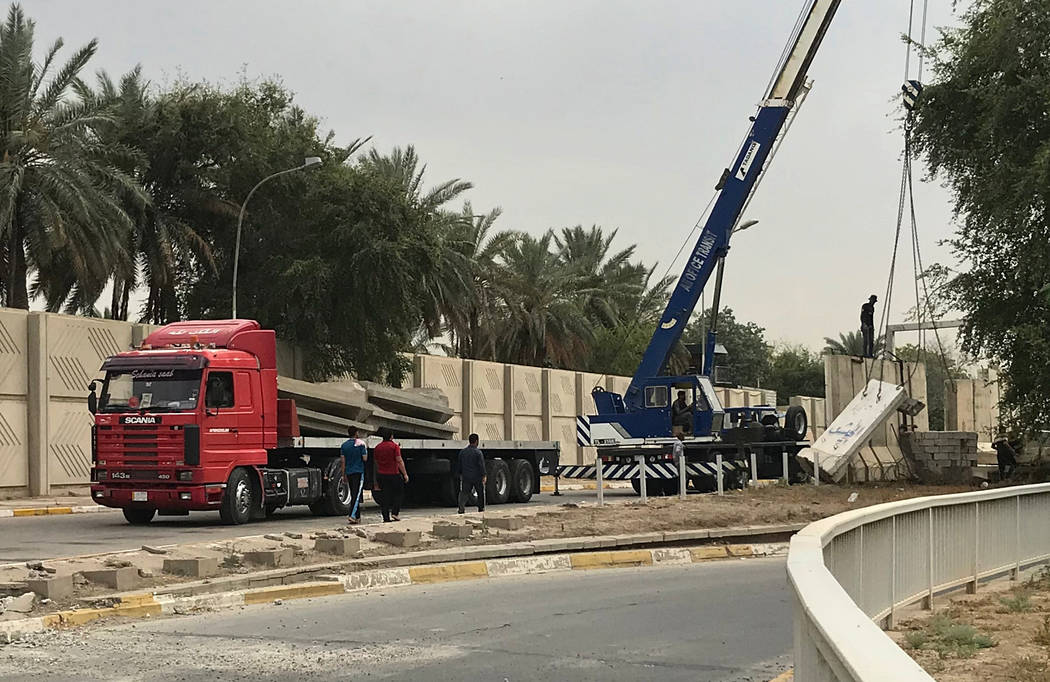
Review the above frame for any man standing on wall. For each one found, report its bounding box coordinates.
[373,430,409,522]
[457,433,487,514]
[341,427,367,524]
[860,294,877,358]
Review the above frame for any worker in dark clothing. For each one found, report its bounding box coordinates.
[456,433,488,514]
[671,391,694,434]
[860,295,877,358]
[993,434,1018,481]
[373,430,408,522]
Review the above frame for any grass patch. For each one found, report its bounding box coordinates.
[1001,589,1035,613]
[906,614,998,659]
[1035,616,1050,647]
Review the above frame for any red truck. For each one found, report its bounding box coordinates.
[88,320,559,525]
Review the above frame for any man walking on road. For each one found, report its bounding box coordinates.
[457,433,487,514]
[342,427,367,524]
[374,430,409,522]
[860,294,877,358]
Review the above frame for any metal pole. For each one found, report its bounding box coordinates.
[716,453,724,496]
[596,454,604,507]
[232,163,312,318]
[636,455,647,502]
[970,502,979,593]
[926,507,935,609]
[749,451,758,487]
[678,450,687,500]
[781,449,789,485]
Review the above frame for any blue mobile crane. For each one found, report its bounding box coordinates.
[560,0,842,493]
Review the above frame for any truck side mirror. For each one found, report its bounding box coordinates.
[87,381,98,415]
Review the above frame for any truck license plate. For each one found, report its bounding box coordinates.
[132,491,147,502]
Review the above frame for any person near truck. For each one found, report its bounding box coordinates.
[457,433,487,514]
[860,294,877,358]
[341,427,367,524]
[373,430,409,522]
[671,390,694,434]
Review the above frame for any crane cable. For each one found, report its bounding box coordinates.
[866,0,953,401]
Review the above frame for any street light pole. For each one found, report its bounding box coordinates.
[232,156,322,318]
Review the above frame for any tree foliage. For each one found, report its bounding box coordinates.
[912,0,1050,431]
[767,344,825,399]
[682,308,771,387]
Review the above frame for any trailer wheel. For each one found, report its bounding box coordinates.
[689,475,716,493]
[485,459,511,505]
[508,459,534,503]
[630,478,661,496]
[782,406,808,441]
[219,468,254,525]
[310,458,351,516]
[436,474,459,507]
[122,508,156,525]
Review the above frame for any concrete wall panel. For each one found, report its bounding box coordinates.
[549,369,577,417]
[471,361,505,416]
[46,315,129,398]
[513,416,544,442]
[552,416,581,465]
[0,309,28,397]
[0,399,28,488]
[416,355,464,413]
[511,366,543,417]
[46,402,93,486]
[472,415,504,441]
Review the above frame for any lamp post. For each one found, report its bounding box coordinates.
[232,156,322,318]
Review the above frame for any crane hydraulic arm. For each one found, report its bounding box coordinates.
[611,0,842,415]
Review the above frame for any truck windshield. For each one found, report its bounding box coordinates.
[99,369,202,412]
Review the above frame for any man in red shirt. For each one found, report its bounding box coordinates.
[373,430,409,522]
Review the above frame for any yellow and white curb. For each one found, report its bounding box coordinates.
[0,542,786,643]
[0,505,116,519]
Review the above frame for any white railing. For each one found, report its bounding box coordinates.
[787,483,1050,681]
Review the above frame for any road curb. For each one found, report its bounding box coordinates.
[0,505,117,519]
[0,540,789,642]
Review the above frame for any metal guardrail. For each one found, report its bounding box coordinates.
[787,483,1050,681]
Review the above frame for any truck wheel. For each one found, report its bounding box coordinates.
[485,459,511,505]
[436,474,459,507]
[310,458,351,516]
[123,508,156,525]
[782,406,808,441]
[219,468,254,525]
[508,459,534,503]
[630,478,660,496]
[660,479,681,496]
[689,475,716,493]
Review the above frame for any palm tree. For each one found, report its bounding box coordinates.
[496,231,594,368]
[0,5,143,309]
[823,330,884,357]
[359,145,472,214]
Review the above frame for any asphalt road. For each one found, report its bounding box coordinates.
[0,488,635,563]
[0,559,792,681]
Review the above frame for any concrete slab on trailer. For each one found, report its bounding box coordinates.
[355,381,454,424]
[369,406,457,439]
[294,407,375,437]
[797,379,907,483]
[277,376,373,422]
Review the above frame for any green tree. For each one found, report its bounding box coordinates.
[682,307,770,387]
[767,344,825,398]
[0,4,143,309]
[911,0,1050,432]
[823,331,884,357]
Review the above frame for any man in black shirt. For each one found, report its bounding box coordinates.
[456,433,488,514]
[860,295,877,358]
[671,391,694,434]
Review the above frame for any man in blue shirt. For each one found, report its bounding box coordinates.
[342,427,368,523]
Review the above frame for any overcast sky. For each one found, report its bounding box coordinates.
[35,0,963,351]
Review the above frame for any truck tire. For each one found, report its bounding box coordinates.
[310,458,351,516]
[219,468,254,525]
[508,459,534,503]
[436,473,459,507]
[123,507,156,525]
[782,406,808,441]
[485,459,511,505]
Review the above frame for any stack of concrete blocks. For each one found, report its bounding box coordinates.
[823,355,928,482]
[789,396,828,442]
[900,431,978,484]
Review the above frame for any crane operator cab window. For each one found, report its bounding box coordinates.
[204,372,234,410]
[644,386,669,409]
[671,388,705,436]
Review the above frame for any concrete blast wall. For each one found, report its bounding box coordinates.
[944,376,1000,444]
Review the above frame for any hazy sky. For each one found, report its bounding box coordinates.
[35,0,963,351]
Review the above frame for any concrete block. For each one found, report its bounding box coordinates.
[25,575,73,601]
[432,524,473,539]
[243,549,294,568]
[314,537,361,556]
[80,567,140,591]
[163,557,220,578]
[3,593,36,613]
[485,517,524,531]
[373,531,421,547]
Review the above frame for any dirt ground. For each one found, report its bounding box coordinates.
[890,567,1050,680]
[0,482,968,622]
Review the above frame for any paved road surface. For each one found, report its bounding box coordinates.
[0,559,792,681]
[0,489,635,563]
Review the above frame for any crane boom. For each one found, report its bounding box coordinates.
[620,0,841,411]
